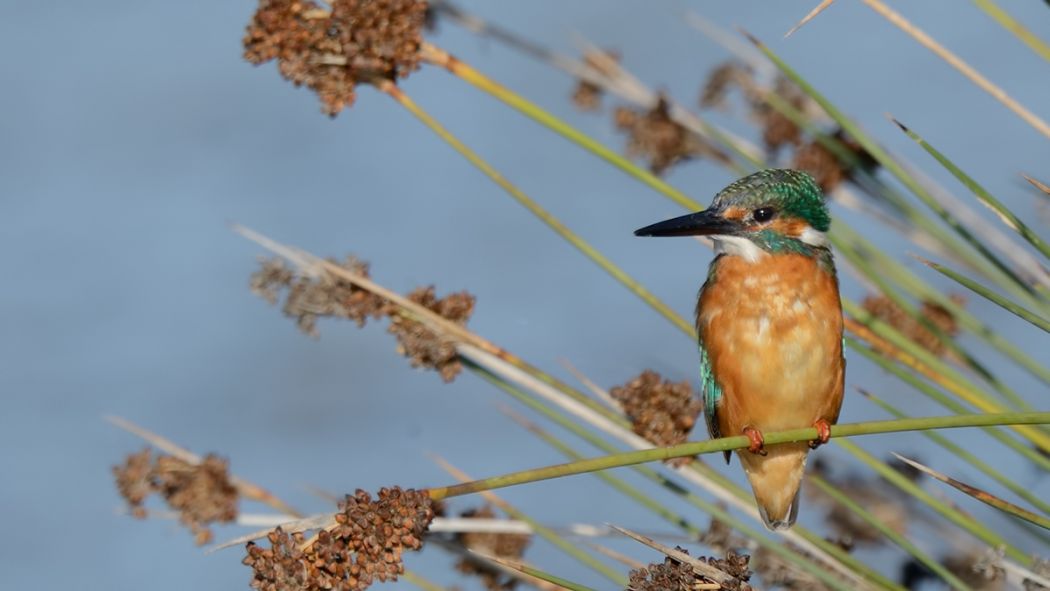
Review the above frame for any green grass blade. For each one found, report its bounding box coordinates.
[846,339,1050,473]
[919,257,1050,332]
[972,0,1050,63]
[894,117,1050,262]
[744,30,1041,303]
[834,438,1031,565]
[892,454,1050,531]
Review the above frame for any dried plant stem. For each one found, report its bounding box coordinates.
[375,80,694,337]
[859,0,1050,139]
[426,412,1050,501]
[892,454,1050,531]
[785,0,838,38]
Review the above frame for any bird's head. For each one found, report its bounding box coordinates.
[634,169,831,262]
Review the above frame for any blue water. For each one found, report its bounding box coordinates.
[2,1,1047,588]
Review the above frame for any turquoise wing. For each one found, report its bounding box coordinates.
[699,341,730,464]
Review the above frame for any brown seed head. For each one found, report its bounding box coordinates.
[570,49,620,112]
[628,547,751,591]
[454,505,531,591]
[112,449,238,545]
[387,286,475,382]
[614,96,730,176]
[861,294,965,357]
[246,487,434,591]
[243,0,429,116]
[610,370,701,463]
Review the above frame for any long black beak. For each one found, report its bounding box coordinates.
[634,209,736,237]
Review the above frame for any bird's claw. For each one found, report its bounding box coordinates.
[742,426,767,456]
[809,419,832,449]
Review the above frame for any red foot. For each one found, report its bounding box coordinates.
[810,419,832,449]
[743,426,767,456]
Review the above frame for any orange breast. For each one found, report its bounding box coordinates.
[697,253,844,436]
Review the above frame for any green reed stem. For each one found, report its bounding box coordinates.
[746,31,1044,308]
[861,389,1050,516]
[476,366,880,591]
[428,412,1050,502]
[808,474,973,590]
[835,438,1030,564]
[920,257,1050,332]
[972,0,1050,63]
[847,340,1050,472]
[439,458,626,585]
[383,84,694,337]
[895,118,1050,263]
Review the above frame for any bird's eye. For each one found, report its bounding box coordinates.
[753,207,776,223]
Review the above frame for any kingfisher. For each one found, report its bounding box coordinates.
[635,169,845,530]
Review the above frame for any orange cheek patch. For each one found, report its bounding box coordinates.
[769,218,809,237]
[722,206,748,221]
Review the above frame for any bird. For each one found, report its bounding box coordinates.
[634,169,845,530]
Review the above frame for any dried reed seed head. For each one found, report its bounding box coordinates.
[942,550,1007,591]
[112,449,238,545]
[700,61,756,110]
[454,506,530,591]
[246,487,434,591]
[627,547,751,591]
[154,454,239,545]
[570,49,620,112]
[614,96,730,176]
[251,256,387,337]
[244,0,429,116]
[861,294,965,357]
[791,140,845,193]
[610,370,701,454]
[113,448,154,518]
[387,286,475,382]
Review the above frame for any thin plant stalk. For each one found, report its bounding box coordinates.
[426,412,1050,502]
[972,0,1050,62]
[834,438,1031,565]
[918,257,1050,333]
[808,474,973,590]
[847,338,1050,473]
[376,80,693,338]
[479,368,888,591]
[859,0,1050,139]
[893,118,1050,262]
[433,456,627,586]
[892,454,1050,531]
[860,389,1050,516]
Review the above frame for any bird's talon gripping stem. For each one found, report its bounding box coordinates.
[742,426,767,456]
[810,419,832,449]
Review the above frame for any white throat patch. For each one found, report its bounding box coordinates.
[712,235,767,263]
[798,226,829,247]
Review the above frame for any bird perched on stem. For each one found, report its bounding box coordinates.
[635,169,845,530]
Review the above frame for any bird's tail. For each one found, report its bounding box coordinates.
[739,442,809,531]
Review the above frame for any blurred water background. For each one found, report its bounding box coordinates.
[2,1,1048,588]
